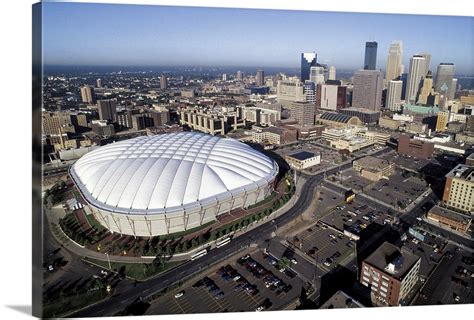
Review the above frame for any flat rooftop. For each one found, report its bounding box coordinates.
[364,242,420,280]
[446,164,474,181]
[288,151,318,161]
[429,206,472,224]
[319,290,364,309]
[353,156,392,170]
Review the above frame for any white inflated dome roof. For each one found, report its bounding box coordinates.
[70,132,278,215]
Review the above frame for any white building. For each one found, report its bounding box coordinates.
[386,41,403,81]
[406,55,426,103]
[70,133,278,236]
[285,151,321,170]
[386,80,403,111]
[277,80,306,104]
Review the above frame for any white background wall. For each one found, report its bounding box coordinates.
[0,1,472,320]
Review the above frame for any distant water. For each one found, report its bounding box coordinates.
[457,77,474,90]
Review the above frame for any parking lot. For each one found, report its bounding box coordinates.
[319,199,395,234]
[289,221,354,272]
[146,250,303,314]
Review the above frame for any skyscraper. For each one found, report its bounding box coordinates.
[386,41,403,81]
[386,79,403,111]
[301,52,317,82]
[160,75,168,89]
[449,78,458,100]
[418,53,432,77]
[400,73,408,100]
[256,70,265,86]
[303,81,315,104]
[97,99,117,122]
[96,78,102,88]
[222,73,228,81]
[417,71,436,105]
[328,66,336,80]
[310,66,325,84]
[80,85,95,104]
[364,41,377,70]
[352,70,383,111]
[406,55,426,103]
[236,70,243,81]
[435,63,455,95]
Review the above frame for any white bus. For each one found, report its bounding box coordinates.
[190,249,208,261]
[216,237,231,248]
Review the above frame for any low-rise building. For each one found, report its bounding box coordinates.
[353,156,395,181]
[397,134,434,159]
[465,153,474,166]
[91,120,115,138]
[379,117,400,130]
[285,151,321,170]
[360,242,421,307]
[251,126,297,145]
[179,106,245,135]
[340,107,381,124]
[427,205,472,233]
[288,124,325,140]
[319,290,364,309]
[455,132,474,144]
[316,112,362,128]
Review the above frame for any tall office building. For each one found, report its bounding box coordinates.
[418,53,432,77]
[80,85,95,104]
[316,82,347,111]
[236,70,243,81]
[386,80,403,111]
[435,63,455,95]
[406,55,426,103]
[96,78,102,88]
[328,65,336,80]
[310,66,326,85]
[222,73,228,81]
[97,99,117,122]
[352,70,383,111]
[303,81,316,104]
[256,70,265,86]
[449,78,458,100]
[400,73,408,100]
[417,71,436,105]
[386,41,403,81]
[364,41,378,70]
[288,101,315,126]
[301,52,317,82]
[160,75,168,89]
[277,80,307,103]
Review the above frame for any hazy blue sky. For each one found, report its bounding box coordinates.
[42,2,473,74]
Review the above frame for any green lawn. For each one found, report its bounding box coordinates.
[83,257,182,281]
[84,213,106,232]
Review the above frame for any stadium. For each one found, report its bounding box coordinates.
[69,132,279,237]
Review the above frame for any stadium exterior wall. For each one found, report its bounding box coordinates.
[76,175,276,237]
